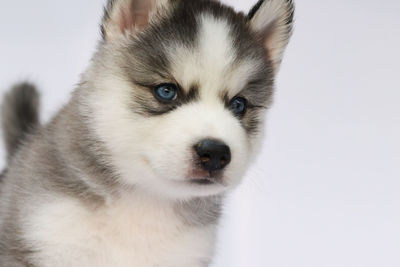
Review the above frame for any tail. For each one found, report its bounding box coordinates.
[1,82,40,161]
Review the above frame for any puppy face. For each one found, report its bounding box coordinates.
[84,0,294,199]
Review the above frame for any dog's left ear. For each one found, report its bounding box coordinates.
[101,0,170,41]
[249,0,295,73]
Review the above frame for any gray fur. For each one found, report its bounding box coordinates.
[0,0,294,265]
[1,83,40,162]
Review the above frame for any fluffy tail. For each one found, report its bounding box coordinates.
[1,83,40,161]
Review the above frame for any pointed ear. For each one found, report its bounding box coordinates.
[249,0,294,73]
[101,0,170,41]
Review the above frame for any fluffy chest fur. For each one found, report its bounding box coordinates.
[23,194,216,267]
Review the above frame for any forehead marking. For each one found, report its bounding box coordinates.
[196,14,236,95]
[169,14,262,100]
[169,15,234,93]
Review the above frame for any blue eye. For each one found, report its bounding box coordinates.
[230,97,247,115]
[155,84,178,101]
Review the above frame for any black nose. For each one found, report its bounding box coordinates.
[194,139,231,172]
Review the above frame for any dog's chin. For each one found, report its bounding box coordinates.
[186,168,226,186]
[172,179,229,199]
[141,172,231,200]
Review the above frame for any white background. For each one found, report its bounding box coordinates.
[1,1,399,266]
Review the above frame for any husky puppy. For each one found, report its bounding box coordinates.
[0,0,294,266]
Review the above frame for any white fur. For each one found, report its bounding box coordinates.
[170,15,263,98]
[23,193,216,267]
[169,15,236,93]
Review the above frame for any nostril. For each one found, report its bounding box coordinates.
[200,154,211,164]
[202,153,211,159]
[220,156,228,165]
[219,152,231,167]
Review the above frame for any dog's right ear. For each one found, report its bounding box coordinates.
[101,0,170,41]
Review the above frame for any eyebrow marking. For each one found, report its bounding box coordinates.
[130,82,200,117]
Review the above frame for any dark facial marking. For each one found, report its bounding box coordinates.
[130,82,200,116]
[219,60,272,135]
[221,93,265,135]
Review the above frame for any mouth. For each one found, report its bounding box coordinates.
[188,169,225,186]
[191,178,216,185]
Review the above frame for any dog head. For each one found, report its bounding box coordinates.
[83,0,294,199]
